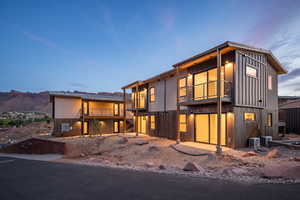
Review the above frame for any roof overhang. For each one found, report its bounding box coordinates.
[173,41,287,74]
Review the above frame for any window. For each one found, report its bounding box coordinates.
[267,113,272,127]
[114,103,119,116]
[83,102,88,115]
[150,87,155,102]
[179,78,187,97]
[83,121,88,134]
[244,113,255,121]
[268,76,273,90]
[179,114,187,132]
[113,121,119,133]
[150,115,155,129]
[246,66,257,78]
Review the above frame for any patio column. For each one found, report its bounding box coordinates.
[135,84,139,136]
[176,66,181,144]
[123,88,126,134]
[216,48,223,154]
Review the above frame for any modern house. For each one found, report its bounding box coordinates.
[122,41,287,148]
[50,92,131,137]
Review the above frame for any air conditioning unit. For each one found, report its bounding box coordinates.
[61,123,71,132]
[261,136,272,147]
[248,137,260,149]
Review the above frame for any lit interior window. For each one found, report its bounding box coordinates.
[244,113,255,121]
[179,114,187,132]
[150,115,155,129]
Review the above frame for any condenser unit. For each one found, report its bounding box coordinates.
[248,137,260,149]
[261,136,272,147]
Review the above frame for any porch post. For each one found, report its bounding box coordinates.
[135,84,139,136]
[123,88,127,134]
[176,66,181,144]
[216,48,223,154]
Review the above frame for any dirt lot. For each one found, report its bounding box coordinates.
[0,122,52,144]
[53,133,300,184]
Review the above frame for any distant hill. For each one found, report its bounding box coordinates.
[0,90,127,114]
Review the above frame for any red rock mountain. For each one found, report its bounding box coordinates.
[0,90,126,114]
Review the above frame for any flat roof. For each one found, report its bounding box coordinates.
[49,92,124,102]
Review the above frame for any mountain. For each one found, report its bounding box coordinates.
[0,90,127,114]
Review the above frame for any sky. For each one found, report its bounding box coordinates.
[0,0,300,95]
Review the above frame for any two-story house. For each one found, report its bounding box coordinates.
[50,92,129,136]
[122,41,287,148]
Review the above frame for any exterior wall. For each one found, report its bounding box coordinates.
[234,50,267,108]
[54,97,81,119]
[148,80,165,112]
[166,76,177,111]
[53,119,82,137]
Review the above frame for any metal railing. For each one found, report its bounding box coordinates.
[179,80,232,103]
[86,108,124,117]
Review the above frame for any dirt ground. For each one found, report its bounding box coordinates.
[0,122,53,144]
[53,133,300,184]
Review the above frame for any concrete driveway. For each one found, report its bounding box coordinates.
[0,157,299,200]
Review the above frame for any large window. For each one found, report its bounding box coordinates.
[194,67,224,100]
[138,89,147,108]
[83,121,88,134]
[179,114,187,132]
[267,113,272,127]
[150,87,155,103]
[268,76,273,90]
[179,78,187,97]
[150,115,155,130]
[113,121,119,133]
[244,113,255,121]
[83,102,88,115]
[114,103,119,116]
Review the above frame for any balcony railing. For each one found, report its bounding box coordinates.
[179,80,232,103]
[84,108,123,117]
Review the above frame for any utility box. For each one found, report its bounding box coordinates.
[261,136,272,147]
[249,137,260,149]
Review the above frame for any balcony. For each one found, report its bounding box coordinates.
[179,80,232,106]
[82,108,124,118]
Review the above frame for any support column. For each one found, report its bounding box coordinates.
[135,84,139,136]
[123,88,127,134]
[176,66,181,144]
[216,48,222,154]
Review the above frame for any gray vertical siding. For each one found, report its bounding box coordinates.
[235,50,267,108]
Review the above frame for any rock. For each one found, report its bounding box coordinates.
[80,153,86,157]
[262,164,300,179]
[145,162,155,168]
[256,147,269,152]
[135,140,149,145]
[148,145,159,152]
[266,148,280,159]
[183,162,203,172]
[118,137,128,144]
[158,164,166,170]
[221,167,249,176]
[241,151,258,157]
[293,157,300,162]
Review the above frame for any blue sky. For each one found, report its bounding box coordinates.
[0,0,300,95]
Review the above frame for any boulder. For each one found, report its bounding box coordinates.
[148,145,159,152]
[144,162,155,168]
[221,167,249,176]
[183,162,203,172]
[262,164,300,179]
[158,164,166,170]
[241,151,258,157]
[266,148,280,159]
[256,147,269,152]
[118,137,128,144]
[135,140,149,145]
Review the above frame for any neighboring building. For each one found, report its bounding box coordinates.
[278,96,300,105]
[279,99,300,134]
[50,92,131,136]
[122,41,287,148]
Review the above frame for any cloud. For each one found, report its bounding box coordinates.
[23,31,58,49]
[69,82,88,89]
[279,68,300,83]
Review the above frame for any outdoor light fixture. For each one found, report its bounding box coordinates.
[225,62,233,68]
